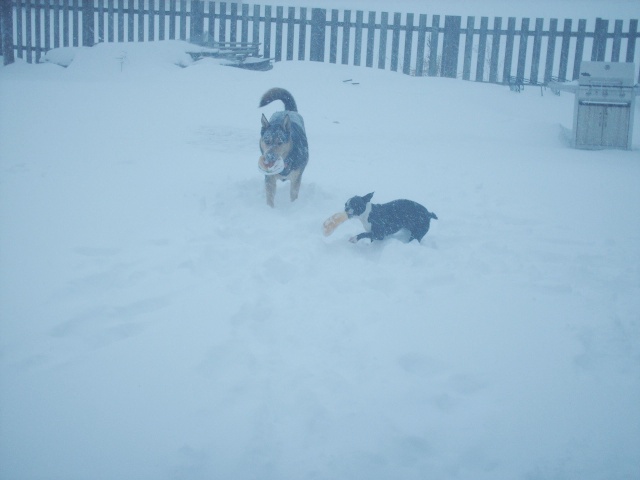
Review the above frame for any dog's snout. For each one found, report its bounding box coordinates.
[265,151,279,163]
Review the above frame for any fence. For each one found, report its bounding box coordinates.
[1,1,639,85]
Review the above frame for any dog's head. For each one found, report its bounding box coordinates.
[260,114,293,169]
[345,192,374,218]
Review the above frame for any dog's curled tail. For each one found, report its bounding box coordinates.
[429,211,438,220]
[259,87,298,112]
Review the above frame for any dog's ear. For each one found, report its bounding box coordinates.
[363,192,374,203]
[282,114,291,133]
[261,114,270,129]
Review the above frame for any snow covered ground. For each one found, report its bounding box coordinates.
[1,5,640,479]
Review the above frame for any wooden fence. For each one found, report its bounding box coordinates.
[2,1,639,85]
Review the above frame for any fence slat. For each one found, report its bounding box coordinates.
[252,4,260,47]
[558,19,572,81]
[34,0,41,61]
[298,7,307,61]
[191,0,204,44]
[44,0,52,51]
[73,0,79,46]
[241,3,249,43]
[415,13,427,76]
[83,2,95,47]
[167,0,174,41]
[428,14,440,76]
[310,8,325,62]
[530,18,544,84]
[378,12,388,69]
[502,17,516,83]
[263,5,271,59]
[516,18,530,82]
[286,7,294,61]
[627,19,638,65]
[25,0,32,62]
[230,1,238,42]
[342,9,351,65]
[1,0,15,64]
[148,0,155,41]
[354,10,363,66]
[138,0,144,42]
[63,0,70,47]
[158,0,165,40]
[128,0,134,43]
[179,0,187,40]
[221,2,229,43]
[390,12,401,71]
[365,11,375,68]
[275,6,283,61]
[611,19,623,61]
[462,16,474,80]
[442,15,461,78]
[329,9,337,64]
[543,18,558,83]
[476,16,488,81]
[403,13,413,74]
[489,17,501,82]
[591,17,608,61]
[573,19,586,80]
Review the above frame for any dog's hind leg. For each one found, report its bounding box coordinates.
[289,169,303,202]
[265,175,277,207]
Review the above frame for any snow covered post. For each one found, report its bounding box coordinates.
[1,0,15,65]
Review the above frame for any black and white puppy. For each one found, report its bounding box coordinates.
[345,192,438,243]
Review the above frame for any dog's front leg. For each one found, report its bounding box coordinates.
[289,169,302,202]
[349,232,374,243]
[265,175,277,207]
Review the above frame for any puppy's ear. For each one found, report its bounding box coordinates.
[364,192,374,203]
[283,114,291,133]
[261,114,270,129]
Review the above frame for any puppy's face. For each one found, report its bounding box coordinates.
[345,192,374,218]
[260,114,293,169]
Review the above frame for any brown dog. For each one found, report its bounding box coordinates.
[259,88,309,207]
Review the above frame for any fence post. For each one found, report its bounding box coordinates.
[82,0,94,46]
[310,8,325,62]
[591,18,608,61]
[190,0,204,44]
[441,15,461,78]
[1,0,15,65]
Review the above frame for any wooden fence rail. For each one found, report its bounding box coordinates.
[2,0,639,84]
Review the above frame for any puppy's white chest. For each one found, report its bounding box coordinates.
[358,203,373,232]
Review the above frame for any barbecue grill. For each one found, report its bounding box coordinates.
[550,61,638,150]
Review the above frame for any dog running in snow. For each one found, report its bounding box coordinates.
[258,88,309,207]
[345,192,438,243]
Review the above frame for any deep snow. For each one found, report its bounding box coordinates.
[1,5,640,479]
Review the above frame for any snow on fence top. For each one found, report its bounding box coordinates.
[2,0,639,84]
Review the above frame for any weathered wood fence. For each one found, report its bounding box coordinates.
[2,1,639,84]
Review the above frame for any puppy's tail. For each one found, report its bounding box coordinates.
[259,87,298,112]
[429,211,438,220]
